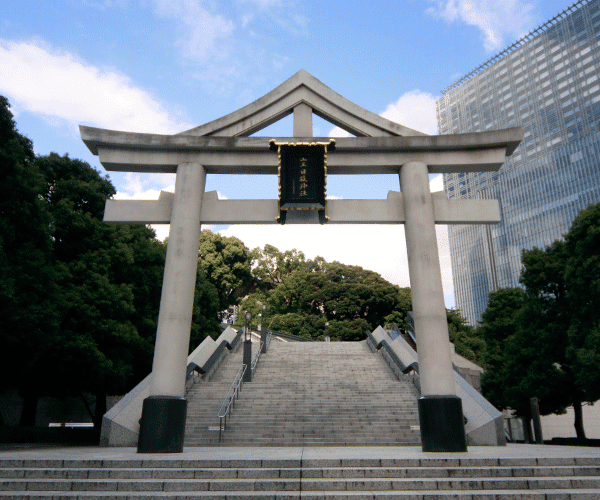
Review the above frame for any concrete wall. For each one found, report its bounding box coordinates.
[451,345,483,393]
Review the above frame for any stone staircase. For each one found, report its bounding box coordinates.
[1,456,599,498]
[185,340,421,446]
[183,339,252,446]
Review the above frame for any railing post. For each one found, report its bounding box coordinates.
[243,340,253,382]
[261,327,269,353]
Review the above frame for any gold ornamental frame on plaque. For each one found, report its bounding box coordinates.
[269,139,335,224]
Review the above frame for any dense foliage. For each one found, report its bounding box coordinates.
[0,96,223,427]
[446,309,486,366]
[479,203,600,438]
[238,250,413,342]
[0,97,56,425]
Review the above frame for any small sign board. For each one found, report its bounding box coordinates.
[269,139,335,224]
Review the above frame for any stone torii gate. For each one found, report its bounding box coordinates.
[80,70,522,453]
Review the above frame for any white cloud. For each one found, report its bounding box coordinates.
[153,0,235,62]
[82,0,128,10]
[380,90,438,135]
[430,173,444,192]
[329,126,351,138]
[329,89,438,137]
[240,0,282,7]
[0,40,190,134]
[427,0,534,52]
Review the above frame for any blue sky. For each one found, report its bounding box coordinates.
[0,0,577,309]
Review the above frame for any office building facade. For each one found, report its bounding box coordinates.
[437,0,600,324]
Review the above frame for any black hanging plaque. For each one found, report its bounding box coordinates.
[269,139,335,224]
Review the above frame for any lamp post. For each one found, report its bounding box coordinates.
[243,311,252,382]
[324,321,330,343]
[260,303,268,353]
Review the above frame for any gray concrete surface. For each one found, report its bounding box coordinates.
[150,162,205,399]
[400,162,455,398]
[80,127,522,174]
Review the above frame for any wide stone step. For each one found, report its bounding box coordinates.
[1,491,600,499]
[3,475,600,491]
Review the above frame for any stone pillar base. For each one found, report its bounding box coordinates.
[137,396,187,453]
[419,395,467,452]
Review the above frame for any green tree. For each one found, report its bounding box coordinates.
[251,244,307,291]
[250,258,401,341]
[326,318,371,342]
[34,153,166,427]
[479,287,536,438]
[304,262,399,327]
[564,203,600,408]
[267,312,327,340]
[0,96,57,425]
[480,218,600,439]
[383,287,412,330]
[564,203,600,438]
[446,309,486,366]
[190,267,222,349]
[198,230,253,311]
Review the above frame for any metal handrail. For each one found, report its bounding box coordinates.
[251,341,264,372]
[217,364,247,441]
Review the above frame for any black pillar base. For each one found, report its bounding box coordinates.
[137,396,187,453]
[418,395,467,452]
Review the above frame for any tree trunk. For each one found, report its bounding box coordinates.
[573,398,587,440]
[19,393,38,426]
[93,392,107,430]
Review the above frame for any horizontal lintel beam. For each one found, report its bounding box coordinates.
[81,126,524,156]
[96,147,508,174]
[104,191,500,225]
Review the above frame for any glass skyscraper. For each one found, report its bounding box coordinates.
[437,0,600,324]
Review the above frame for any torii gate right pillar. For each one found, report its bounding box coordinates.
[400,161,467,452]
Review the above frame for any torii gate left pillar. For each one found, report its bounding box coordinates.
[137,162,206,453]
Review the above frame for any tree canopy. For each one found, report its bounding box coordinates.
[0,96,57,422]
[564,203,600,405]
[198,230,253,311]
[446,308,486,366]
[238,246,413,342]
[0,96,219,427]
[479,203,600,438]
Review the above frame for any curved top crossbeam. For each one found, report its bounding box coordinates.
[177,69,426,138]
